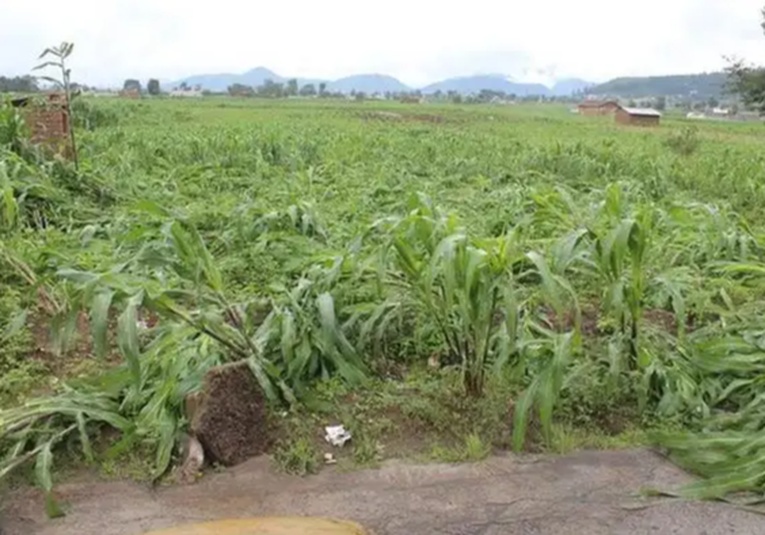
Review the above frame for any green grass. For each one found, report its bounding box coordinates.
[273,437,320,476]
[4,96,765,503]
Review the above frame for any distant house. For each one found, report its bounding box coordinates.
[577,100,620,116]
[711,107,730,117]
[615,107,661,127]
[11,92,72,156]
[119,88,141,99]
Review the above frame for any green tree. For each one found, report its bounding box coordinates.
[147,79,161,96]
[257,79,284,98]
[123,79,141,93]
[227,83,254,97]
[299,83,316,97]
[654,96,666,111]
[707,96,719,109]
[286,78,298,97]
[318,82,327,96]
[725,7,765,113]
[0,75,39,93]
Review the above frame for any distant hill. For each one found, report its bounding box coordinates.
[173,67,283,92]
[172,69,406,94]
[421,75,552,96]
[588,72,728,98]
[172,66,726,99]
[327,74,410,94]
[552,78,593,96]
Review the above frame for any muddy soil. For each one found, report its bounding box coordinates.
[2,448,760,535]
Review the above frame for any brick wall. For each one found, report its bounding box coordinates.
[20,96,72,157]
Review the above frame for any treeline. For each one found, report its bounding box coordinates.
[1,75,95,94]
[227,79,326,98]
[224,79,583,104]
[0,75,39,93]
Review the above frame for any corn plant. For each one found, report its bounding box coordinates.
[653,324,765,498]
[370,194,522,396]
[0,206,371,498]
[0,389,130,516]
[58,209,366,401]
[34,41,79,168]
[512,330,576,450]
[0,101,29,156]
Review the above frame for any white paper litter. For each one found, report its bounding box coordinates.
[324,425,352,447]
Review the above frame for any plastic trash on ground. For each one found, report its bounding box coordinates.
[324,425,352,447]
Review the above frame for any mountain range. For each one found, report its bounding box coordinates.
[171,68,728,98]
[587,72,727,99]
[172,68,593,96]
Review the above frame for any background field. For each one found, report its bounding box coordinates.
[4,97,765,502]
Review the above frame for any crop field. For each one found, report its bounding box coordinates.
[3,97,765,508]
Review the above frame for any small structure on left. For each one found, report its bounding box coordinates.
[10,92,72,157]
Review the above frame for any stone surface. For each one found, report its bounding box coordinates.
[3,449,763,535]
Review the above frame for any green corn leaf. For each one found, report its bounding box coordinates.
[76,412,93,462]
[134,199,172,218]
[117,294,143,389]
[280,310,297,364]
[527,251,563,315]
[512,380,538,452]
[91,290,114,359]
[1,309,27,343]
[35,441,65,518]
[153,410,177,480]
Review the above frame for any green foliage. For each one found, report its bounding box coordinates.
[147,79,161,96]
[370,194,522,396]
[665,126,701,156]
[0,289,37,404]
[0,102,29,155]
[70,99,120,130]
[273,437,319,476]
[123,79,141,92]
[724,9,765,114]
[513,332,575,450]
[352,432,383,466]
[429,433,491,463]
[0,75,39,93]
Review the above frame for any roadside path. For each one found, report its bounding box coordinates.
[3,449,758,534]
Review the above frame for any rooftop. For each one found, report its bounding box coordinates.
[620,107,662,117]
[578,100,618,107]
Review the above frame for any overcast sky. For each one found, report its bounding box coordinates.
[3,0,765,87]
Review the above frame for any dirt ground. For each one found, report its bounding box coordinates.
[2,448,761,535]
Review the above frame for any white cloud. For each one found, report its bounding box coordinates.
[2,0,765,87]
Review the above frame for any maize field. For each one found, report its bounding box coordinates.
[3,97,765,508]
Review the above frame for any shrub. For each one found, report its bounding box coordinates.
[273,438,319,476]
[665,126,701,156]
[70,98,120,130]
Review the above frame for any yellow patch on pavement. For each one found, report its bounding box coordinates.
[143,517,372,534]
